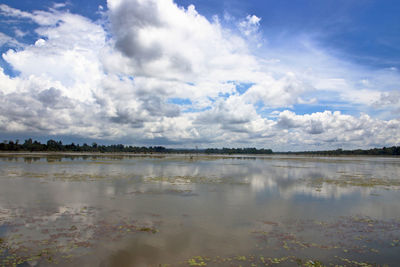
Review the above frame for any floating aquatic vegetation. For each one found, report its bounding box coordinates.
[250,215,400,266]
[138,227,158,234]
[143,175,250,185]
[0,206,161,266]
[335,256,375,267]
[301,259,325,267]
[235,255,246,261]
[273,165,312,169]
[127,189,197,197]
[306,175,400,190]
[187,256,208,266]
[180,254,331,266]
[1,170,142,182]
[144,176,222,185]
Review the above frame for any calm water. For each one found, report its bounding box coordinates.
[0,154,400,266]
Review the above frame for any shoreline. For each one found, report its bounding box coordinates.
[0,151,399,158]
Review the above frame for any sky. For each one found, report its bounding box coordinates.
[0,0,399,150]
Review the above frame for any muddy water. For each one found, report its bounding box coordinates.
[0,154,399,266]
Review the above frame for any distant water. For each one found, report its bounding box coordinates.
[0,154,399,266]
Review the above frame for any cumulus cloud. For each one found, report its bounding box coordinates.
[275,110,400,149]
[0,0,399,149]
[107,0,259,84]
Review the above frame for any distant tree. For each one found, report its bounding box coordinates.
[47,140,59,151]
[23,138,33,151]
[92,142,98,149]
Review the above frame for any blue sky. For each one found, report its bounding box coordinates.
[177,0,400,69]
[0,0,399,150]
[2,0,399,71]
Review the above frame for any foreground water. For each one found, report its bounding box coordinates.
[0,154,399,266]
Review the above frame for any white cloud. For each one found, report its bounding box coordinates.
[242,72,310,108]
[0,32,22,48]
[107,0,258,84]
[3,12,106,101]
[0,4,33,19]
[0,1,399,149]
[14,29,27,38]
[238,15,261,37]
[0,4,59,25]
[52,3,68,9]
[275,110,400,148]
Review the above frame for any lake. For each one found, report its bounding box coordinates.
[0,154,399,266]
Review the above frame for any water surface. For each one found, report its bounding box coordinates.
[0,154,399,266]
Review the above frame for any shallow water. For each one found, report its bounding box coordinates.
[0,154,399,266]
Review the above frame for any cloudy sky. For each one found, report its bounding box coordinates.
[0,0,399,150]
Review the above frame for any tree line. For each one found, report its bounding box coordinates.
[0,139,273,154]
[277,147,400,156]
[0,138,399,155]
[0,139,167,153]
[204,148,273,154]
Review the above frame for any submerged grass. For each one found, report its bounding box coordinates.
[138,227,158,234]
[0,206,162,266]
[180,254,355,266]
[127,189,197,197]
[144,176,222,184]
[158,214,397,266]
[250,215,400,266]
[143,175,250,185]
[309,175,400,189]
[2,170,142,182]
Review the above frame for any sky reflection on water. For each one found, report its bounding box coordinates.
[0,155,399,266]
